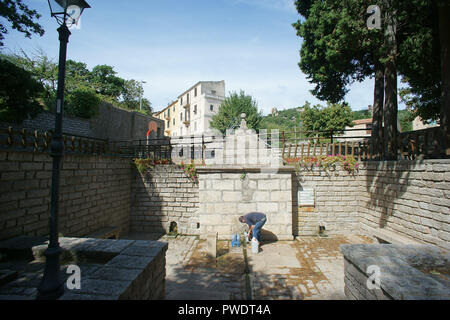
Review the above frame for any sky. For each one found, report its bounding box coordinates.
[3,0,402,115]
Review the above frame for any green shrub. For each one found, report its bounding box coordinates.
[65,87,100,119]
[0,58,44,123]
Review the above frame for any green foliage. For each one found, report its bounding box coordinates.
[134,158,172,173]
[0,0,44,47]
[65,87,100,119]
[351,109,372,121]
[2,51,153,119]
[0,57,44,123]
[121,79,152,113]
[293,0,441,122]
[90,65,125,99]
[260,108,302,132]
[210,90,263,134]
[398,109,413,132]
[179,161,198,184]
[300,101,353,136]
[286,154,359,174]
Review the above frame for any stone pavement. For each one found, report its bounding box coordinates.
[128,233,373,300]
[249,234,373,300]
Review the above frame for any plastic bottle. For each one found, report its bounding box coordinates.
[251,237,259,254]
[236,234,241,247]
[231,234,237,247]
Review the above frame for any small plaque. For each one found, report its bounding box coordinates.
[56,99,62,114]
[298,188,315,207]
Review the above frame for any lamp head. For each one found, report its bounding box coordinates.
[48,0,90,26]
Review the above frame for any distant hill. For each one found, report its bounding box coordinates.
[260,107,413,132]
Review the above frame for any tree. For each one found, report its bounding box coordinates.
[210,90,263,134]
[121,79,142,109]
[65,87,100,119]
[0,0,44,47]
[260,108,302,132]
[300,101,353,137]
[0,57,44,122]
[293,0,443,159]
[90,65,125,100]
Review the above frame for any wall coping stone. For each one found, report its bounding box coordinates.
[341,244,450,300]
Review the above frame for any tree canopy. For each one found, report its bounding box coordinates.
[1,51,153,121]
[0,0,44,47]
[0,57,44,122]
[292,0,443,159]
[210,90,263,134]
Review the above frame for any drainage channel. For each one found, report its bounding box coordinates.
[242,238,253,300]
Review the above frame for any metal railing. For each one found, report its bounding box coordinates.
[280,126,443,161]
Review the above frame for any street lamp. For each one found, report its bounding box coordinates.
[140,80,147,111]
[37,0,90,300]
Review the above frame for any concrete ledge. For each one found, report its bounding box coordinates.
[196,166,296,173]
[85,226,121,240]
[363,225,424,245]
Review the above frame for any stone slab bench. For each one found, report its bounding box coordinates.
[0,236,168,300]
[85,226,121,240]
[363,225,424,245]
[341,243,450,300]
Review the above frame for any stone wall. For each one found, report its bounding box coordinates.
[0,150,132,240]
[293,159,450,250]
[131,165,199,235]
[293,168,362,236]
[18,111,92,137]
[0,103,165,142]
[197,167,294,240]
[89,103,165,142]
[359,160,450,250]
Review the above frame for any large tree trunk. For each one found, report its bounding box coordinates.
[371,62,384,159]
[438,0,450,157]
[383,0,398,160]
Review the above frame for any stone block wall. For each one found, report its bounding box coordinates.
[359,160,450,250]
[0,150,132,240]
[197,167,294,240]
[293,169,362,236]
[293,160,450,250]
[131,165,199,235]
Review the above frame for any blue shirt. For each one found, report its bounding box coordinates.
[243,212,266,226]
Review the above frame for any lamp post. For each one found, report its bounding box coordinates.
[37,0,90,300]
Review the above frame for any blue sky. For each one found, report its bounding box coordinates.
[3,0,392,115]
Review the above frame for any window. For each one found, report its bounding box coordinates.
[167,109,170,117]
[210,105,214,111]
[181,97,183,105]
[194,105,197,115]
[180,112,183,121]
[173,118,175,125]
[167,120,170,128]
[187,93,189,103]
[180,127,183,135]
[194,87,197,97]
[211,90,216,95]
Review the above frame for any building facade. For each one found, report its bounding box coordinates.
[155,81,225,137]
